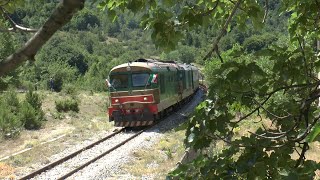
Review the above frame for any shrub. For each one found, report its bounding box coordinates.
[19,102,42,130]
[55,98,79,112]
[5,90,20,114]
[25,90,42,110]
[0,95,22,138]
[0,109,22,138]
[243,33,278,53]
[62,84,77,96]
[22,90,45,130]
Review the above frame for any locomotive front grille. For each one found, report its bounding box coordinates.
[115,120,154,127]
[112,109,155,127]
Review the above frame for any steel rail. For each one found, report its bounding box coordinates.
[57,90,201,179]
[19,128,125,180]
[19,88,202,180]
[57,128,145,180]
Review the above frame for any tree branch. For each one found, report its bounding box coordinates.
[251,97,292,120]
[233,92,273,124]
[0,0,85,77]
[198,1,219,16]
[203,0,242,61]
[0,7,38,32]
[290,114,320,142]
[264,82,320,96]
[295,142,309,168]
[262,0,269,23]
[0,0,10,7]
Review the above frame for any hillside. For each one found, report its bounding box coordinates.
[1,0,320,179]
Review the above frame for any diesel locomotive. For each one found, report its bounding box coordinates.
[107,58,199,127]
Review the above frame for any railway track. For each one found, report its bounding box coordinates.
[19,127,147,180]
[19,89,205,180]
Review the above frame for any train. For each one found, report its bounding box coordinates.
[106,58,200,127]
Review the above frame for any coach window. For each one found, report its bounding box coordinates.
[132,73,150,87]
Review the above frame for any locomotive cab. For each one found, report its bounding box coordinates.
[107,62,160,127]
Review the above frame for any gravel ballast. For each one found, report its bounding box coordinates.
[21,89,205,180]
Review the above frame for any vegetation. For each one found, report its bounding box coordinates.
[0,90,44,138]
[0,91,23,138]
[98,0,320,179]
[55,98,79,113]
[123,129,186,178]
[22,90,45,130]
[0,0,320,179]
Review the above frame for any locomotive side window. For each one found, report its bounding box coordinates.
[110,74,128,88]
[132,73,150,87]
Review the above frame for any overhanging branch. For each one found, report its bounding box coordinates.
[203,0,242,62]
[0,0,85,77]
[0,7,38,32]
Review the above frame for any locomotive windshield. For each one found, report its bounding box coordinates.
[110,74,128,88]
[132,73,150,87]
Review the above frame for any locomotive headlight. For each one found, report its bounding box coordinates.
[143,97,148,101]
[115,99,119,103]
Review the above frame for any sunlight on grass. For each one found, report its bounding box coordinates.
[122,129,186,178]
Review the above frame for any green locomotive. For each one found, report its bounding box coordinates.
[107,58,199,127]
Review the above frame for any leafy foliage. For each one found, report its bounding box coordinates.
[2,0,320,178]
[55,98,79,112]
[96,0,320,178]
[23,90,45,130]
[0,90,45,137]
[170,1,320,178]
[0,91,23,138]
[19,101,43,130]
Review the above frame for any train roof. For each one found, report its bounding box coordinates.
[110,58,198,73]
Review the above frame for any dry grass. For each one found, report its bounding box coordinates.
[0,162,15,179]
[229,117,320,178]
[0,91,113,177]
[121,129,186,178]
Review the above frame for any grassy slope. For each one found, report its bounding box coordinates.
[0,91,113,178]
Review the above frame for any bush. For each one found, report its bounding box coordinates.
[55,98,79,112]
[22,90,45,130]
[25,90,42,110]
[62,84,77,96]
[19,102,43,130]
[0,107,22,138]
[243,33,278,53]
[0,92,23,138]
[5,90,20,114]
[0,90,45,135]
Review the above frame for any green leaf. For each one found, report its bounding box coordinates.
[107,10,117,22]
[306,123,320,142]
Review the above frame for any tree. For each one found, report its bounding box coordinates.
[98,0,320,178]
[0,0,85,76]
[70,8,100,31]
[1,0,320,178]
